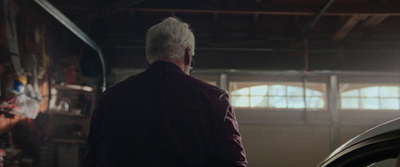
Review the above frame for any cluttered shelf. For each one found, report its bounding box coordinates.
[46,84,95,145]
[51,84,96,116]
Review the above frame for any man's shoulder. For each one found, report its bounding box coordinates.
[102,72,145,95]
[105,71,227,97]
[182,74,227,96]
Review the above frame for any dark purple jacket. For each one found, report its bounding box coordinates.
[83,61,247,167]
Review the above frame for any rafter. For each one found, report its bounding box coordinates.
[361,15,390,27]
[333,15,368,41]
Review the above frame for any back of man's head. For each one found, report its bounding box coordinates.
[145,17,195,64]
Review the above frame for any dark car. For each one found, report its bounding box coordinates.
[318,117,400,167]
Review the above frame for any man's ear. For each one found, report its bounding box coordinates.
[184,47,191,66]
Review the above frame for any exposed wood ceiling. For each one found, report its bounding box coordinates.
[33,0,400,71]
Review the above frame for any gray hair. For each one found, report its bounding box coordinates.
[145,17,195,64]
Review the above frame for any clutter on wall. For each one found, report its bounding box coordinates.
[1,0,99,166]
[1,1,52,165]
[1,0,96,129]
[1,0,46,121]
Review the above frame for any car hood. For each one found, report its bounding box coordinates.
[322,117,400,163]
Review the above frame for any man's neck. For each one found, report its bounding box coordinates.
[152,59,187,74]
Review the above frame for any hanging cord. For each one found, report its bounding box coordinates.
[302,77,308,123]
[302,39,309,123]
[300,0,335,123]
[304,39,309,73]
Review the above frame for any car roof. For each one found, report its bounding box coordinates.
[324,117,400,162]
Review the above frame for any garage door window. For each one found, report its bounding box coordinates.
[340,84,400,110]
[229,82,326,109]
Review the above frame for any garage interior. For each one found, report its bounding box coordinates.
[0,0,399,166]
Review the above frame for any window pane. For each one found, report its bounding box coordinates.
[340,84,400,110]
[269,97,287,108]
[341,98,359,109]
[381,98,400,110]
[232,96,249,107]
[250,85,268,95]
[307,97,324,109]
[342,89,359,97]
[232,88,249,95]
[269,85,286,96]
[360,87,379,97]
[380,87,400,97]
[361,98,380,109]
[306,89,323,96]
[250,96,268,107]
[230,82,326,109]
[288,97,304,108]
[287,86,303,96]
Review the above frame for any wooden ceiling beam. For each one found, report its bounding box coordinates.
[360,15,390,27]
[333,15,368,41]
[128,2,400,16]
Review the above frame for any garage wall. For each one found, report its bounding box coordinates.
[236,110,332,167]
[235,110,399,167]
[111,69,400,167]
[240,124,330,167]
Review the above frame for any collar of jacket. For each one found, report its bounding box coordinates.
[147,61,185,74]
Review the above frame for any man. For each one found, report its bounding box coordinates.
[83,17,247,167]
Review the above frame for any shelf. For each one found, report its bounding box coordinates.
[53,112,90,118]
[53,84,94,92]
